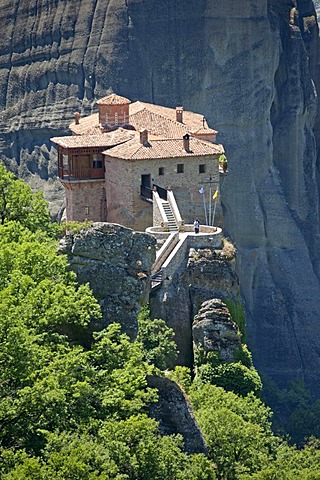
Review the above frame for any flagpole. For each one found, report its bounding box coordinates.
[212,187,219,226]
[203,190,208,225]
[209,179,212,226]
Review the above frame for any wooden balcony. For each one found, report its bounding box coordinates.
[58,166,105,181]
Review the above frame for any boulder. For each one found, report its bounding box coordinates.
[193,299,241,362]
[58,222,156,338]
[147,375,207,455]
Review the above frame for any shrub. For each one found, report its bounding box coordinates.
[197,362,262,397]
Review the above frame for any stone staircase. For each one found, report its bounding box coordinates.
[151,269,163,291]
[162,201,178,231]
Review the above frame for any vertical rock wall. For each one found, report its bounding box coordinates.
[220,0,320,394]
[1,0,320,395]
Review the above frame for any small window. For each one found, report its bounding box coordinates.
[115,112,118,125]
[93,154,103,169]
[93,160,103,169]
[159,167,164,176]
[177,164,184,173]
[199,164,206,174]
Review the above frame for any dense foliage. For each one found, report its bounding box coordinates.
[0,165,215,478]
[193,304,262,398]
[0,164,57,236]
[137,305,178,370]
[2,165,320,478]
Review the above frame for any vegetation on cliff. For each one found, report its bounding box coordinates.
[0,166,215,478]
[1,167,320,478]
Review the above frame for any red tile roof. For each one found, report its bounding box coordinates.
[69,100,218,138]
[129,108,187,138]
[51,129,134,148]
[96,93,131,105]
[69,113,100,135]
[192,126,218,135]
[129,101,218,136]
[103,136,224,160]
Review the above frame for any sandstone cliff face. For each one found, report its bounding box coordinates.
[58,222,156,338]
[150,246,239,366]
[1,0,320,395]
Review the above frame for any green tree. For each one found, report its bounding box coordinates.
[1,420,217,480]
[240,439,320,479]
[166,366,193,393]
[137,305,178,370]
[189,384,278,479]
[0,163,57,235]
[196,362,262,397]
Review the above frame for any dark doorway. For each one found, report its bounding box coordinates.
[141,174,151,188]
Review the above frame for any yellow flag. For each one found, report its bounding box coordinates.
[212,189,219,200]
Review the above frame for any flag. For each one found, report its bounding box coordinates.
[212,189,219,200]
[199,187,205,195]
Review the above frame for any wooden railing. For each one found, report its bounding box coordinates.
[58,167,105,180]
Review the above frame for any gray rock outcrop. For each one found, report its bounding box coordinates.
[1,0,320,396]
[150,245,239,366]
[146,375,207,455]
[58,222,156,338]
[193,299,242,363]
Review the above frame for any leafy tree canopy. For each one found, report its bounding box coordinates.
[137,305,178,370]
[0,163,58,235]
[2,166,320,478]
[189,383,278,479]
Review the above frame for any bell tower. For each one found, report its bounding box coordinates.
[97,93,131,129]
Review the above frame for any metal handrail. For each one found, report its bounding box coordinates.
[153,184,167,200]
[140,185,153,199]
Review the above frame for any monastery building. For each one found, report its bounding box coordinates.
[51,94,224,231]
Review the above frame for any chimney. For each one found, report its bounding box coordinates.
[74,112,80,125]
[176,106,183,123]
[183,133,190,152]
[140,129,148,145]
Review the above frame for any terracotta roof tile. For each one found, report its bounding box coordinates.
[129,108,187,138]
[103,136,224,160]
[96,93,131,105]
[129,101,217,135]
[192,126,218,135]
[69,100,218,138]
[69,113,100,135]
[51,129,134,149]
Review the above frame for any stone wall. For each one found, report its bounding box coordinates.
[104,153,219,230]
[150,239,236,366]
[152,191,167,228]
[152,232,180,274]
[65,180,107,222]
[161,229,223,286]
